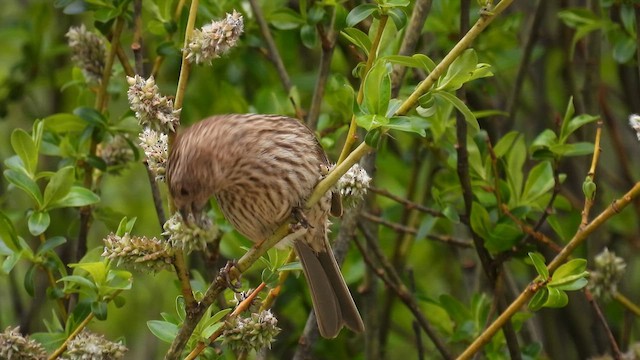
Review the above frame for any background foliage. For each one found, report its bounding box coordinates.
[1,0,640,359]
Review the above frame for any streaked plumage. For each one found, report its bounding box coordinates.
[166,114,364,338]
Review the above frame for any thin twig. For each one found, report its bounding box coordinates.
[369,186,443,217]
[356,224,452,360]
[613,292,640,318]
[586,289,623,359]
[248,0,302,118]
[307,7,338,129]
[506,0,544,123]
[360,212,472,248]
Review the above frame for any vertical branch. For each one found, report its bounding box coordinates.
[506,0,545,124]
[307,7,338,129]
[76,16,126,262]
[248,0,302,118]
[338,15,389,164]
[391,0,433,96]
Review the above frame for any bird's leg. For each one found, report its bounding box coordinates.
[291,206,313,229]
[219,260,242,292]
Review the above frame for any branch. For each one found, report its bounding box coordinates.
[355,224,452,360]
[457,182,640,359]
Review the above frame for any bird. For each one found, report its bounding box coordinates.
[166,113,364,338]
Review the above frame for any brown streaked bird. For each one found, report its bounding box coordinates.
[166,113,364,338]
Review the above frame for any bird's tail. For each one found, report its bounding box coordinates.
[294,240,364,338]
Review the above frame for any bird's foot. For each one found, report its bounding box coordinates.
[219,260,242,292]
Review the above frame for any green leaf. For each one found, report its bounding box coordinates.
[437,49,478,92]
[44,113,87,133]
[2,252,22,274]
[387,7,407,30]
[550,142,594,157]
[612,34,636,63]
[25,264,37,296]
[4,169,43,207]
[543,287,568,308]
[528,288,547,311]
[552,277,588,291]
[48,186,100,209]
[486,223,521,253]
[346,3,378,27]
[493,131,520,158]
[341,28,372,53]
[59,275,98,292]
[92,300,108,320]
[278,262,303,271]
[28,211,50,236]
[356,114,389,131]
[202,323,224,339]
[364,128,383,148]
[70,261,107,285]
[300,24,318,49]
[522,161,554,205]
[105,269,133,291]
[11,129,38,176]
[528,252,549,280]
[148,320,179,343]
[73,107,107,127]
[386,116,428,136]
[268,8,305,30]
[0,210,20,252]
[37,236,67,256]
[470,202,490,239]
[550,258,588,285]
[363,60,391,116]
[43,166,75,209]
[433,91,480,133]
[384,54,435,73]
[560,114,599,143]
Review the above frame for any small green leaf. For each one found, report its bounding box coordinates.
[552,277,588,291]
[148,320,179,343]
[528,252,549,280]
[278,262,303,271]
[387,7,407,30]
[560,114,599,143]
[543,287,568,308]
[48,186,100,209]
[522,161,554,205]
[58,275,98,292]
[37,236,67,255]
[364,128,383,148]
[528,288,547,311]
[363,60,391,116]
[384,54,435,72]
[4,169,43,207]
[202,323,224,339]
[341,28,372,53]
[300,24,318,48]
[92,300,108,320]
[105,270,133,291]
[44,113,87,133]
[209,308,232,324]
[25,264,37,296]
[70,261,107,286]
[28,211,51,236]
[268,8,305,30]
[11,129,38,176]
[43,166,75,209]
[0,210,20,252]
[470,202,490,239]
[550,142,594,157]
[73,107,107,127]
[346,3,378,27]
[551,258,587,281]
[2,252,22,274]
[386,116,428,136]
[433,91,480,133]
[356,114,389,131]
[437,49,478,91]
